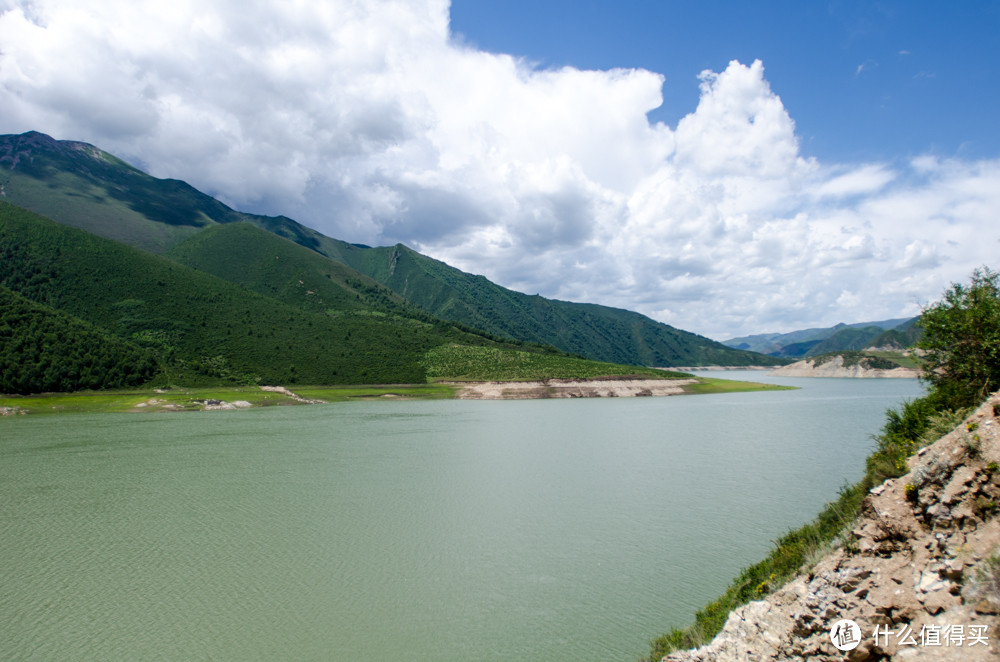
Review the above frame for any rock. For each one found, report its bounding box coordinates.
[943,558,965,580]
[921,588,960,614]
[917,568,949,593]
[847,640,874,662]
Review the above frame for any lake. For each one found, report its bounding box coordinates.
[0,372,923,661]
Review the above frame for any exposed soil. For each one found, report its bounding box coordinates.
[448,377,698,400]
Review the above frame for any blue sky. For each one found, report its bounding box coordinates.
[451,0,1000,163]
[1,1,998,339]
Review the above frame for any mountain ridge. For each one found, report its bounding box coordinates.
[0,130,781,368]
[723,318,918,358]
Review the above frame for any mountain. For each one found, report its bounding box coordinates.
[0,200,504,386]
[318,241,785,367]
[0,130,780,367]
[723,318,917,358]
[0,130,329,255]
[165,222,414,318]
[866,317,923,350]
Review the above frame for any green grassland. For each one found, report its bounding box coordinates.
[0,384,465,414]
[7,200,759,398]
[864,350,923,370]
[0,386,298,415]
[292,384,458,402]
[679,376,796,394]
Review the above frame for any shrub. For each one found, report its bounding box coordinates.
[919,266,1000,408]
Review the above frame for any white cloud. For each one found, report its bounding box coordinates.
[814,165,895,198]
[1,0,997,340]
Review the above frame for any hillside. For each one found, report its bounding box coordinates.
[165,222,414,317]
[0,285,159,394]
[0,130,779,368]
[0,130,326,255]
[305,241,785,367]
[867,317,923,350]
[769,351,921,378]
[2,200,697,394]
[0,201,492,386]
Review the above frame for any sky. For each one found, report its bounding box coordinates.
[1,0,998,340]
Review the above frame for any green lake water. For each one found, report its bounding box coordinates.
[0,372,923,661]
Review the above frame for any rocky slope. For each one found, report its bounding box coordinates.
[770,354,919,378]
[665,392,1000,661]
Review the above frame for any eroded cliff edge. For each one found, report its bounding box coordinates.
[770,354,920,378]
[665,392,1000,661]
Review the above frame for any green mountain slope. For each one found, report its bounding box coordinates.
[313,242,785,367]
[0,130,780,367]
[0,201,492,385]
[0,130,328,255]
[867,317,923,349]
[166,222,411,317]
[0,285,160,394]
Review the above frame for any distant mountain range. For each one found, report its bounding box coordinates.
[722,317,921,359]
[0,131,782,393]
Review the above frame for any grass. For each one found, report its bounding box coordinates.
[0,386,300,414]
[867,350,923,371]
[680,377,796,395]
[0,384,466,415]
[293,384,457,402]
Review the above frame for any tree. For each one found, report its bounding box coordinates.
[919,266,1000,407]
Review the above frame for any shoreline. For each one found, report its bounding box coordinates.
[663,365,774,372]
[1,375,793,415]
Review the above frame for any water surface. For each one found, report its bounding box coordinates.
[0,374,923,660]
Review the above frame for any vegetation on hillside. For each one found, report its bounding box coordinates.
[0,286,159,394]
[166,222,407,315]
[0,201,488,387]
[330,242,786,368]
[646,266,1000,660]
[866,317,923,350]
[810,350,915,371]
[2,201,695,394]
[421,344,688,382]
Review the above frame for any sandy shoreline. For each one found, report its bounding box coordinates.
[446,378,698,400]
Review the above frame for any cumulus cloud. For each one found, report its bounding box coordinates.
[0,0,997,339]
